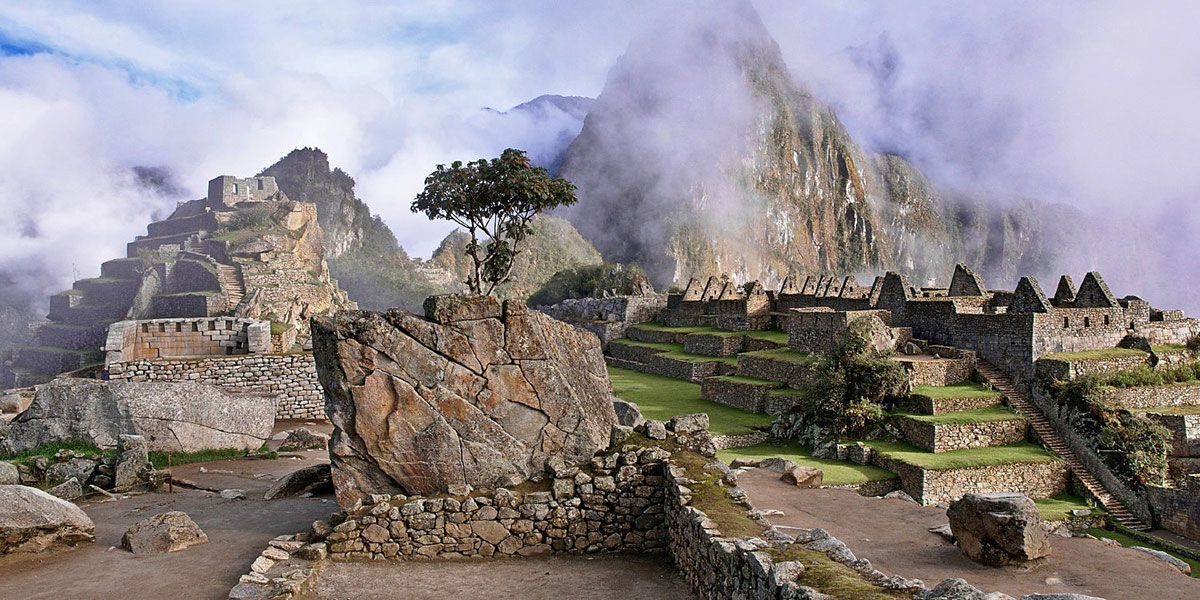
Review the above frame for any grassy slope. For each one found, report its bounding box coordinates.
[628,323,717,335]
[740,348,813,364]
[717,442,895,486]
[865,440,1060,470]
[608,366,773,435]
[911,382,1001,400]
[894,406,1023,425]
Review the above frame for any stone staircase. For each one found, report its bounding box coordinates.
[975,360,1150,531]
[216,264,245,310]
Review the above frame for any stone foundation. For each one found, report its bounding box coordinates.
[107,353,324,420]
[701,377,780,414]
[870,455,1069,506]
[904,393,1002,415]
[1148,476,1200,542]
[892,416,1028,453]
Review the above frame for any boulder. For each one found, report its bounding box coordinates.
[278,427,329,451]
[264,464,333,500]
[121,511,208,554]
[0,392,20,413]
[46,477,83,501]
[0,461,18,485]
[947,493,1051,566]
[668,413,709,434]
[45,458,97,486]
[884,490,918,504]
[0,485,95,554]
[780,466,823,487]
[2,379,275,454]
[1130,546,1191,575]
[612,398,645,428]
[113,434,151,492]
[759,457,800,473]
[311,297,617,506]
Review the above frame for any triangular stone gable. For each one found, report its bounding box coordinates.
[718,281,743,300]
[800,276,817,295]
[867,276,885,306]
[1009,276,1051,313]
[1053,275,1077,305]
[681,278,704,301]
[745,280,766,297]
[877,272,912,309]
[1076,272,1118,308]
[947,264,986,297]
[779,276,799,295]
[839,276,860,298]
[701,277,723,301]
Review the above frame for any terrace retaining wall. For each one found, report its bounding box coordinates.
[892,417,1028,453]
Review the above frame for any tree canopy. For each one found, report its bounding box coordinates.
[412,148,577,296]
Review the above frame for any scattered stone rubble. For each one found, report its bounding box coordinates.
[0,434,154,499]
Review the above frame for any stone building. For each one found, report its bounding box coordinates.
[1,174,354,390]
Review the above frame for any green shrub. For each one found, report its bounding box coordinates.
[1107,365,1163,387]
[1096,416,1169,489]
[1187,334,1200,352]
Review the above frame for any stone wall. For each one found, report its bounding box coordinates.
[1147,476,1200,541]
[701,378,777,413]
[1093,383,1200,411]
[104,317,270,363]
[903,393,1000,415]
[106,353,324,420]
[537,295,667,348]
[150,293,227,319]
[683,333,743,357]
[1145,412,1200,457]
[896,354,974,387]
[892,417,1027,453]
[870,453,1068,505]
[1035,352,1152,382]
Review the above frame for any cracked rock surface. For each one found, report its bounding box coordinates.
[312,294,617,506]
[2,379,275,454]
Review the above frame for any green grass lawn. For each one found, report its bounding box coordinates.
[1152,344,1191,354]
[0,441,111,465]
[608,366,773,435]
[1086,528,1200,578]
[740,347,814,365]
[148,447,275,469]
[1035,494,1098,521]
[708,375,784,387]
[911,382,1002,400]
[893,405,1023,425]
[717,441,896,486]
[864,440,1060,470]
[1042,348,1149,362]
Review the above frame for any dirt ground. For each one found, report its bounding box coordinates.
[0,451,335,600]
[737,468,1200,599]
[305,554,693,600]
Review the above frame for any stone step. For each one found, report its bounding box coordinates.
[976,359,1150,531]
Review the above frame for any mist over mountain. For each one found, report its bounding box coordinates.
[557,0,1074,291]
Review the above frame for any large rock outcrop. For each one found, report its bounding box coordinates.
[947,492,1051,567]
[311,294,618,506]
[2,379,275,454]
[0,485,95,554]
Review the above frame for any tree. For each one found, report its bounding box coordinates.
[412,148,577,296]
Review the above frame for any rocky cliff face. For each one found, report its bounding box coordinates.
[311,295,617,506]
[559,1,1068,289]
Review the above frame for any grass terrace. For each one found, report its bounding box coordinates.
[608,366,773,435]
[1041,348,1149,362]
[659,350,739,366]
[1138,405,1200,416]
[1034,494,1098,522]
[743,329,789,345]
[609,339,681,352]
[864,440,1060,471]
[717,442,896,486]
[1152,344,1191,354]
[627,323,717,335]
[893,406,1023,426]
[910,382,1001,400]
[740,347,814,365]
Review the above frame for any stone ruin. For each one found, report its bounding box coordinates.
[310,294,618,506]
[0,174,355,391]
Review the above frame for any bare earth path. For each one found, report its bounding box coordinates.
[738,468,1200,599]
[0,453,335,600]
[305,554,694,600]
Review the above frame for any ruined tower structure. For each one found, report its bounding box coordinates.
[0,175,354,389]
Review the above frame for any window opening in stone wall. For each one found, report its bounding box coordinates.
[158,323,166,333]
[192,322,199,332]
[232,183,239,195]
[175,322,182,332]
[1104,315,1111,326]
[1084,317,1091,328]
[257,179,264,190]
[1063,317,1070,328]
